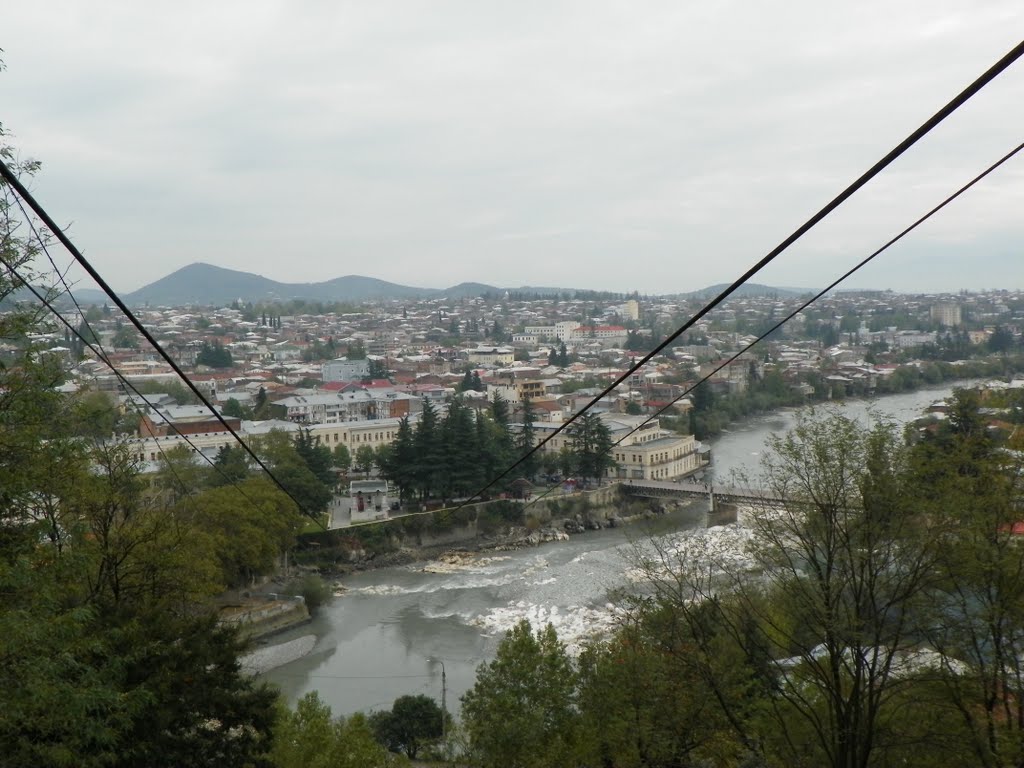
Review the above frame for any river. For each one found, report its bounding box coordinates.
[260,383,966,716]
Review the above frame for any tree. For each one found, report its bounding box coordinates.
[212,443,251,486]
[413,400,445,499]
[253,386,270,418]
[355,445,377,474]
[197,340,234,368]
[568,412,614,484]
[461,621,579,768]
[632,413,943,768]
[378,417,415,501]
[112,324,139,349]
[188,476,304,588]
[576,608,741,767]
[272,692,400,768]
[988,325,1015,354]
[347,340,367,359]
[295,428,335,487]
[332,443,352,473]
[517,396,539,480]
[255,429,333,516]
[221,396,252,419]
[0,108,281,767]
[369,694,447,760]
[911,390,1024,766]
[442,397,481,496]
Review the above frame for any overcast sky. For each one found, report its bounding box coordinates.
[2,2,1023,296]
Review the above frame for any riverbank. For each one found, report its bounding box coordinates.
[262,382,975,716]
[298,484,694,580]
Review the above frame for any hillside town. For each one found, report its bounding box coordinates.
[17,285,1022,526]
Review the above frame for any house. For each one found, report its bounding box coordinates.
[466,346,515,366]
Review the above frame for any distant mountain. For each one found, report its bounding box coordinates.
[123,263,501,306]
[684,283,811,299]
[121,263,813,306]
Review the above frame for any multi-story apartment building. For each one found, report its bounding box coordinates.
[322,358,370,382]
[930,303,962,327]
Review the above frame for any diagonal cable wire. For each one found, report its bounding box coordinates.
[509,138,1024,516]
[340,134,1024,531]
[7,191,256,500]
[0,251,265,509]
[0,169,326,528]
[436,38,1024,507]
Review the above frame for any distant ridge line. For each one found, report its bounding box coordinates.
[62,261,809,306]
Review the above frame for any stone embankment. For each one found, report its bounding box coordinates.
[310,484,704,576]
[219,595,311,640]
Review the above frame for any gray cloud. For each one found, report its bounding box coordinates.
[2,0,1023,294]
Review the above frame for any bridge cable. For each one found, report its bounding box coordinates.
[0,163,326,528]
[3,196,270,511]
[437,38,1024,511]
[510,137,1024,515]
[339,135,1024,532]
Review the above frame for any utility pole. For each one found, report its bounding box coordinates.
[440,660,447,744]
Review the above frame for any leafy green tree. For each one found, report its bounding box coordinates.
[253,386,270,418]
[221,397,252,419]
[332,442,352,473]
[347,340,367,360]
[211,444,252,486]
[576,608,743,767]
[461,621,579,768]
[197,340,234,368]
[295,428,335,487]
[369,694,447,760]
[186,476,303,588]
[0,115,280,767]
[355,445,377,474]
[490,392,510,428]
[988,324,1015,354]
[911,390,1024,766]
[255,429,333,515]
[153,443,214,505]
[272,692,401,768]
[633,413,941,768]
[112,325,139,349]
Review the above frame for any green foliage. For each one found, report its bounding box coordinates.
[354,444,377,474]
[332,442,352,472]
[254,429,333,515]
[369,694,447,759]
[221,396,252,419]
[272,692,401,768]
[461,621,579,768]
[187,477,304,588]
[111,325,139,349]
[286,573,332,613]
[197,340,234,368]
[568,412,614,483]
[0,121,280,766]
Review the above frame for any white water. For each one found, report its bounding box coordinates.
[260,383,970,716]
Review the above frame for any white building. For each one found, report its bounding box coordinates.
[930,303,962,327]
[349,479,389,523]
[322,358,371,382]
